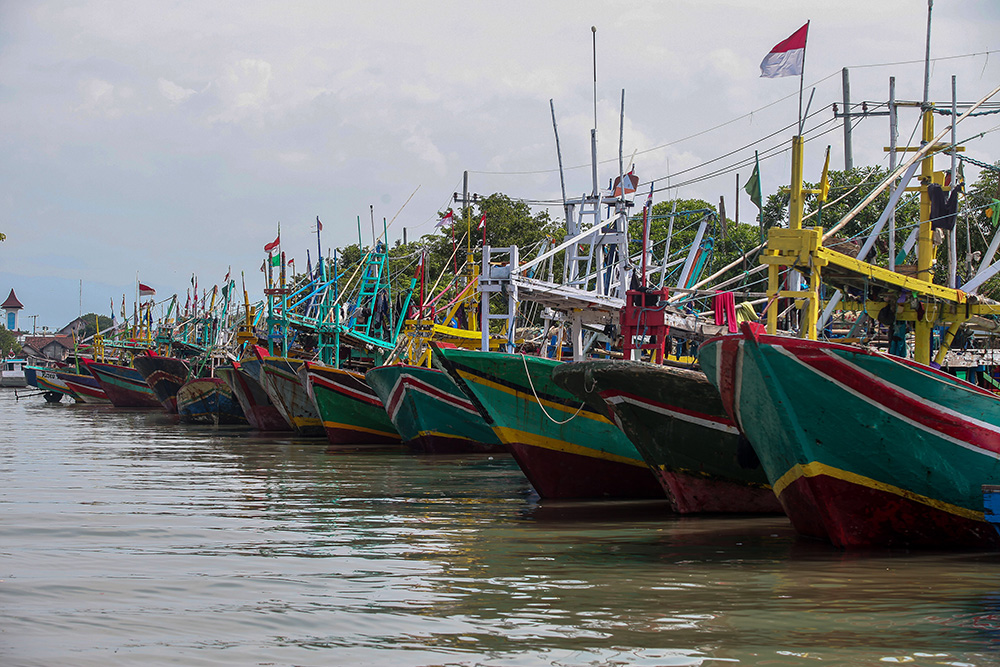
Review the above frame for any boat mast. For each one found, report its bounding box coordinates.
[915,0,935,364]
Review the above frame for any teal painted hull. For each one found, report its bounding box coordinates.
[304,363,401,445]
[366,364,505,453]
[432,347,663,499]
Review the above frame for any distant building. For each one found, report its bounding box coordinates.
[21,335,75,362]
[2,289,23,331]
[58,317,88,338]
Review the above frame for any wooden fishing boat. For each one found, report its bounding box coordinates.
[433,347,663,499]
[25,365,81,402]
[701,325,1000,548]
[366,363,505,453]
[302,362,402,445]
[83,359,162,408]
[551,360,783,514]
[52,368,110,404]
[217,362,291,431]
[177,377,247,425]
[258,357,325,436]
[133,355,189,413]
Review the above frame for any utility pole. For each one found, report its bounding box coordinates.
[834,69,890,172]
[842,68,852,170]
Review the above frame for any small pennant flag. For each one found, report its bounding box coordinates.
[139,283,156,297]
[478,212,486,230]
[760,22,809,78]
[744,152,762,211]
[316,215,323,232]
[819,145,831,203]
[436,209,454,229]
[264,234,280,252]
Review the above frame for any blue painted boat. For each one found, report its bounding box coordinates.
[177,377,247,425]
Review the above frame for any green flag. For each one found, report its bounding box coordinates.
[744,152,762,212]
[270,254,281,267]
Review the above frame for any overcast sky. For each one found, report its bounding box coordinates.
[2,0,1000,330]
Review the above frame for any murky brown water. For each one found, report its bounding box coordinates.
[3,389,1000,666]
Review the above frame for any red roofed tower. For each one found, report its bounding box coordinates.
[2,289,24,331]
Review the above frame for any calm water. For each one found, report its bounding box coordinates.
[3,390,1000,666]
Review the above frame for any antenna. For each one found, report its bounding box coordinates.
[923,0,933,106]
[591,26,598,130]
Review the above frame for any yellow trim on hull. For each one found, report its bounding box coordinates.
[493,426,645,468]
[322,420,397,439]
[456,368,612,425]
[292,416,323,429]
[772,460,983,522]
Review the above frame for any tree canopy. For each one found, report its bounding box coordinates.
[0,327,19,356]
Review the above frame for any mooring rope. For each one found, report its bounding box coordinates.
[520,353,586,425]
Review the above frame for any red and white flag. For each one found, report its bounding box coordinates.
[264,234,280,252]
[760,22,809,79]
[613,169,638,196]
[139,283,156,297]
[478,212,486,230]
[316,215,323,232]
[436,209,454,229]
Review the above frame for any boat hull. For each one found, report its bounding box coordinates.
[433,348,663,500]
[177,377,247,425]
[366,364,505,453]
[304,363,402,445]
[26,366,81,401]
[53,369,110,404]
[133,356,189,413]
[699,325,1000,549]
[258,357,325,437]
[84,360,162,408]
[551,360,782,514]
[218,363,290,431]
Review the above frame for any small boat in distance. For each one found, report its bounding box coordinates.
[0,357,27,387]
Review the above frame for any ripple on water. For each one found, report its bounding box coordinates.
[4,390,1000,665]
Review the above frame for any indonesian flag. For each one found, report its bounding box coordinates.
[436,209,454,229]
[264,234,280,252]
[478,212,486,230]
[316,215,323,232]
[760,22,809,79]
[139,283,156,297]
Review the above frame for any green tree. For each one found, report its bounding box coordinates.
[74,313,114,338]
[0,327,20,356]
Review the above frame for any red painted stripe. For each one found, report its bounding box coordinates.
[599,388,735,428]
[716,337,742,425]
[309,372,381,407]
[781,344,1000,457]
[387,374,478,419]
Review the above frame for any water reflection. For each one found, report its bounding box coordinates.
[3,390,1000,665]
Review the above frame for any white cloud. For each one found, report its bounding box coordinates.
[74,78,121,117]
[158,78,196,104]
[208,58,273,123]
